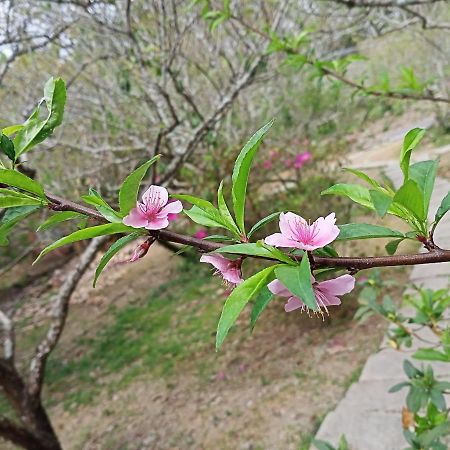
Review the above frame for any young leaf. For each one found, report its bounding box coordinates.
[412,348,449,362]
[217,181,240,234]
[0,133,15,161]
[184,206,229,229]
[248,212,281,238]
[393,180,426,221]
[37,211,86,232]
[336,223,405,241]
[231,120,274,234]
[215,243,294,265]
[2,124,23,136]
[321,183,374,210]
[34,223,133,264]
[369,190,392,217]
[409,160,438,217]
[118,156,160,214]
[274,253,317,310]
[400,128,425,181]
[0,169,45,197]
[93,232,142,287]
[14,77,67,159]
[250,286,273,331]
[0,205,40,246]
[216,265,277,350]
[343,168,382,189]
[433,191,450,229]
[385,239,404,255]
[0,190,43,208]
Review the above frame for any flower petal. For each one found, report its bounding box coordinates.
[267,279,291,297]
[123,207,148,228]
[145,217,169,230]
[264,233,300,248]
[223,267,243,285]
[200,254,230,273]
[279,212,306,241]
[142,185,169,208]
[310,212,340,248]
[284,296,304,312]
[318,274,355,296]
[157,200,183,217]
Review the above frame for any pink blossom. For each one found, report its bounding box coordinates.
[264,212,339,251]
[129,238,155,262]
[263,160,273,169]
[294,151,312,169]
[268,274,355,316]
[194,229,208,239]
[200,254,243,285]
[123,185,182,230]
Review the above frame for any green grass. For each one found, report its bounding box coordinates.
[43,261,222,410]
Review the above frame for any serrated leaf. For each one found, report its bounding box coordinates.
[118,156,160,214]
[400,128,425,181]
[232,120,274,233]
[93,232,142,287]
[336,223,405,241]
[275,253,316,310]
[14,77,66,159]
[248,212,281,238]
[0,169,45,197]
[37,211,85,232]
[34,223,133,264]
[321,183,374,209]
[250,286,273,331]
[216,265,277,350]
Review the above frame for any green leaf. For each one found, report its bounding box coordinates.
[216,265,277,350]
[0,169,45,197]
[215,243,294,265]
[400,128,425,181]
[250,286,273,331]
[0,205,40,246]
[184,206,228,229]
[420,422,450,447]
[393,180,426,221]
[406,386,423,412]
[369,190,392,217]
[0,133,15,161]
[248,212,281,238]
[388,381,410,393]
[34,223,133,264]
[413,348,449,362]
[311,439,336,450]
[217,181,240,234]
[0,190,43,208]
[118,156,160,214]
[2,124,23,136]
[409,160,438,217]
[321,183,374,209]
[37,211,85,232]
[275,253,317,310]
[434,191,450,229]
[337,223,405,241]
[343,168,382,189]
[93,232,142,287]
[231,120,274,233]
[14,77,66,159]
[385,239,404,255]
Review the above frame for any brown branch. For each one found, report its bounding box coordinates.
[43,192,450,271]
[0,416,48,450]
[327,0,446,7]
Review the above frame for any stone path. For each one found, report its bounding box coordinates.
[314,154,450,449]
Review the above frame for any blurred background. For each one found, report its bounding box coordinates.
[0,1,449,448]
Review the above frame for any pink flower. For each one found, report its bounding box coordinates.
[129,238,155,262]
[294,151,312,169]
[268,274,355,315]
[263,160,273,169]
[194,229,208,239]
[123,185,182,230]
[264,212,339,251]
[200,254,243,285]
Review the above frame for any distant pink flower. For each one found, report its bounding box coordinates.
[284,158,293,167]
[263,160,273,169]
[294,151,312,169]
[200,254,243,285]
[123,185,182,230]
[268,274,355,315]
[265,212,339,251]
[194,229,208,239]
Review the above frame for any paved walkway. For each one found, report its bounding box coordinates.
[314,159,450,449]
